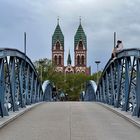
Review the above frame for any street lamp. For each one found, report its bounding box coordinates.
[95,61,101,83]
[40,65,42,84]
[39,60,44,84]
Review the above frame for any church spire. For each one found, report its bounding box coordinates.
[67,50,72,65]
[74,18,87,49]
[57,16,59,25]
[52,17,64,49]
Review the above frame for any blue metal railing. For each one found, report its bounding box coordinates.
[96,48,140,117]
[0,48,43,117]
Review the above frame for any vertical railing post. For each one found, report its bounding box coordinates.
[0,59,9,116]
[135,59,140,117]
[10,57,18,111]
[122,57,130,111]
[110,65,115,105]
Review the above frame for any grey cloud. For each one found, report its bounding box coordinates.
[0,0,140,73]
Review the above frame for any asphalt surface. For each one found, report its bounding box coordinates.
[0,102,140,140]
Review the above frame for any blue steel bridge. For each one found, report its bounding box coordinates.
[0,48,140,140]
[85,48,140,117]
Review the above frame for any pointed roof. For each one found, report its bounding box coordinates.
[67,50,72,65]
[52,19,64,48]
[74,21,87,49]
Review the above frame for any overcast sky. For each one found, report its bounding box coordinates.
[0,0,140,73]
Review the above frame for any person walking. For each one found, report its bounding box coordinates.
[60,91,65,101]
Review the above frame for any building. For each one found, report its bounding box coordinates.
[52,19,91,75]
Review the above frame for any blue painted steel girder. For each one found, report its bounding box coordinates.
[134,59,140,117]
[83,81,97,101]
[96,48,140,118]
[42,80,53,101]
[0,48,43,117]
[0,58,9,116]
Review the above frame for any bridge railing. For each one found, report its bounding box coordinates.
[0,48,43,117]
[42,80,53,101]
[83,80,97,101]
[96,48,140,117]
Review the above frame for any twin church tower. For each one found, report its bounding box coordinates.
[52,19,91,75]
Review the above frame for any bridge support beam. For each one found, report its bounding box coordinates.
[96,48,140,118]
[115,59,121,108]
[133,59,140,117]
[0,59,9,117]
[10,57,19,112]
[0,48,43,117]
[122,57,130,111]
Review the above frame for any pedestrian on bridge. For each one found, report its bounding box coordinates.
[112,40,123,58]
[60,91,65,101]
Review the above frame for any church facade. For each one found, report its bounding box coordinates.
[52,20,91,75]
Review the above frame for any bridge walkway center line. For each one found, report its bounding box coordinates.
[0,102,140,140]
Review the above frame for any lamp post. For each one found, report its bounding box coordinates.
[39,60,44,84]
[40,65,42,84]
[95,61,101,83]
[24,32,26,57]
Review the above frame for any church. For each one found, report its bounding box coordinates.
[52,19,91,75]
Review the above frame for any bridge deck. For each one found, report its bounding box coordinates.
[0,102,140,140]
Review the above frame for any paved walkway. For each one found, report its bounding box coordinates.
[0,102,140,140]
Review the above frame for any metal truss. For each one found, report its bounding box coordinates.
[0,48,43,117]
[42,80,53,101]
[84,80,97,101]
[96,48,140,117]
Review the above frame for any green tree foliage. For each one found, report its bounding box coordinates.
[35,58,102,100]
[90,71,102,83]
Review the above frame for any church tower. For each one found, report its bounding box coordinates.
[74,19,87,73]
[52,18,64,72]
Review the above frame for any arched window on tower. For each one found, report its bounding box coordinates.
[56,41,60,50]
[81,55,84,65]
[78,41,83,50]
[59,56,61,65]
[77,55,80,65]
[54,56,57,65]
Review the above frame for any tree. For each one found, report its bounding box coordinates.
[34,58,102,100]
